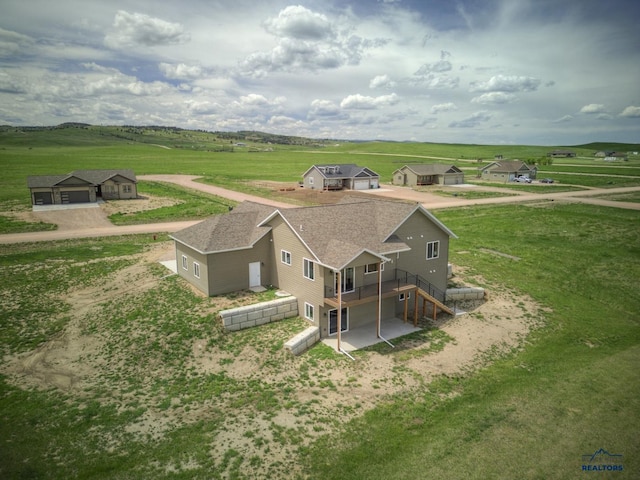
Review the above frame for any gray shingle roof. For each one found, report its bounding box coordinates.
[400,164,462,175]
[306,164,379,179]
[482,160,532,173]
[172,197,456,269]
[170,201,275,253]
[26,169,136,188]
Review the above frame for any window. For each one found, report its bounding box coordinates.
[182,255,188,270]
[303,258,315,280]
[426,240,440,260]
[399,292,411,301]
[123,185,131,193]
[304,303,314,322]
[193,262,200,278]
[281,250,291,265]
[308,177,314,185]
[365,262,384,274]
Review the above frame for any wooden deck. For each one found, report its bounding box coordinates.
[324,281,416,308]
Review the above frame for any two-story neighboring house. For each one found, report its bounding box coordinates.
[171,197,456,341]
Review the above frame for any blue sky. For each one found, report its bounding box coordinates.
[1,0,639,145]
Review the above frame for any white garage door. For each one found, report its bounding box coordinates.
[354,179,370,190]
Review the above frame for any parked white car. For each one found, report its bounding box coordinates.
[514,176,532,183]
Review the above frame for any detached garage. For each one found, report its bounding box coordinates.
[27,169,137,206]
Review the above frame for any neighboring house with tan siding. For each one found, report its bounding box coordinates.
[27,169,137,205]
[171,197,457,342]
[392,164,465,186]
[480,160,537,183]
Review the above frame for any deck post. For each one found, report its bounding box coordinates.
[413,289,419,327]
[403,293,408,322]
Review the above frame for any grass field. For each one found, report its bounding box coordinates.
[305,202,640,478]
[1,127,639,478]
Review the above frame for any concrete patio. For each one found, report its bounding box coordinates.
[321,317,421,352]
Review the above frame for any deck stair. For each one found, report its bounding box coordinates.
[416,288,455,316]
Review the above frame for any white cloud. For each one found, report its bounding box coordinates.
[104,10,190,49]
[308,99,341,117]
[619,106,640,118]
[263,5,332,40]
[237,5,387,77]
[470,75,541,93]
[579,103,606,114]
[430,102,457,114]
[340,93,399,109]
[415,60,452,75]
[369,74,395,89]
[159,63,203,80]
[471,92,517,104]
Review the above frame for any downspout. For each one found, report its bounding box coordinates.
[377,261,394,348]
[376,261,382,338]
[336,269,342,353]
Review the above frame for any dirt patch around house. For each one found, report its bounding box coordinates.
[6,194,181,231]
[0,240,547,478]
[249,180,376,205]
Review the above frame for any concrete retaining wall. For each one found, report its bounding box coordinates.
[220,296,298,332]
[284,326,320,355]
[446,287,486,301]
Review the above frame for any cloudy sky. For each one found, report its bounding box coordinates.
[1,0,639,145]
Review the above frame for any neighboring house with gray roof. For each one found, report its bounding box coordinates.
[392,164,465,186]
[171,197,456,343]
[479,160,537,183]
[27,169,137,205]
[302,164,380,190]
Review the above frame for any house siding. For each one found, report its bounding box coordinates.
[268,216,326,330]
[102,177,137,200]
[175,243,211,295]
[392,210,450,293]
[302,167,323,190]
[207,234,274,295]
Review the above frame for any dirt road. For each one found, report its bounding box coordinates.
[1,176,638,244]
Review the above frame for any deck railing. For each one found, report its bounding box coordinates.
[324,268,446,303]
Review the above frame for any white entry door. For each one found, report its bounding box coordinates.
[249,262,261,288]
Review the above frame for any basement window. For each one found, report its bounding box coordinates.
[193,262,200,279]
[304,302,314,322]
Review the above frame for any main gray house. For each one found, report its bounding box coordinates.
[302,164,380,190]
[27,169,138,205]
[479,160,537,182]
[171,197,456,340]
[392,164,465,186]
